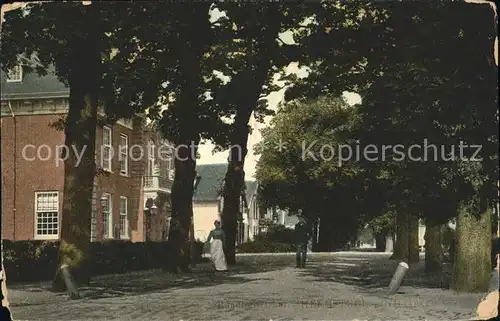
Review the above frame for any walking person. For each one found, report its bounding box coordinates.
[295,216,312,268]
[205,220,228,272]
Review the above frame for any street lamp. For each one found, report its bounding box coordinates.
[145,198,158,215]
[144,198,157,241]
[150,203,158,215]
[100,197,107,208]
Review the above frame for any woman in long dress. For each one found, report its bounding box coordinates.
[205,220,228,272]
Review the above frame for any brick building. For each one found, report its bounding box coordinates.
[0,63,166,242]
[142,125,174,241]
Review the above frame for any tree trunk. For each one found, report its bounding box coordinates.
[375,233,386,252]
[392,212,419,264]
[424,220,443,273]
[311,218,319,252]
[317,214,335,251]
[408,213,420,263]
[392,211,409,260]
[385,233,395,252]
[451,201,491,292]
[164,5,208,272]
[52,77,99,291]
[220,9,283,265]
[221,148,247,265]
[167,145,198,273]
[165,66,200,273]
[51,26,102,290]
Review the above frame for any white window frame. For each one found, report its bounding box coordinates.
[119,196,129,239]
[102,126,112,172]
[119,134,128,176]
[166,153,174,172]
[6,64,23,83]
[147,140,155,176]
[101,193,113,239]
[34,191,59,240]
[164,144,174,172]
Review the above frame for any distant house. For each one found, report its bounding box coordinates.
[192,164,226,242]
[357,219,456,252]
[261,207,299,230]
[244,180,260,241]
[192,163,253,245]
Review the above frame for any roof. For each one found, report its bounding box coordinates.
[193,164,227,202]
[245,180,258,204]
[1,65,69,100]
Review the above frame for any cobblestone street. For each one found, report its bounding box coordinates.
[8,252,486,320]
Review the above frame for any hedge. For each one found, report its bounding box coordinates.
[236,224,297,253]
[236,240,296,253]
[2,239,204,283]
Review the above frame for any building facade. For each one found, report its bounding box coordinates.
[261,207,299,230]
[142,126,174,241]
[1,63,147,242]
[192,164,226,242]
[192,163,251,244]
[245,180,260,241]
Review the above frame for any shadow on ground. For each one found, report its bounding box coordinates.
[8,253,454,304]
[80,255,297,299]
[8,255,293,302]
[298,255,452,293]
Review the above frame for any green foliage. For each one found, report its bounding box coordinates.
[256,96,355,197]
[1,2,142,119]
[255,224,295,245]
[256,95,366,231]
[192,240,206,263]
[236,223,296,253]
[237,241,295,253]
[258,218,274,229]
[281,2,498,226]
[357,227,374,245]
[367,212,396,236]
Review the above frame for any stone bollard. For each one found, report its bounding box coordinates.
[60,265,81,300]
[388,262,409,295]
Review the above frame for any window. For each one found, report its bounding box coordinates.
[166,153,174,172]
[119,196,129,238]
[6,65,22,82]
[164,144,174,172]
[102,126,112,171]
[147,141,155,176]
[35,192,59,239]
[101,194,112,239]
[119,134,128,176]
